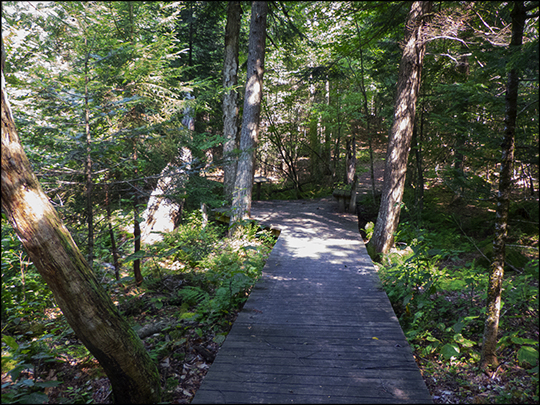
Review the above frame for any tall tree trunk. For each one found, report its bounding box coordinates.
[356,47,377,204]
[105,181,120,281]
[452,50,470,201]
[345,136,356,185]
[480,1,527,370]
[308,78,320,180]
[84,38,94,270]
[125,2,143,286]
[1,70,161,404]
[368,135,376,203]
[323,76,332,176]
[413,108,425,222]
[222,1,242,203]
[132,145,143,286]
[188,2,193,69]
[367,1,431,257]
[230,1,267,233]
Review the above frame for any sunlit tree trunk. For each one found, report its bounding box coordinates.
[1,70,161,404]
[345,136,356,185]
[223,1,242,203]
[480,1,527,370]
[230,1,267,233]
[323,76,332,176]
[368,1,431,257]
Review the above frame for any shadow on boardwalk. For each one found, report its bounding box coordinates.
[193,198,432,404]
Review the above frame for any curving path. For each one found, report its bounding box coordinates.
[193,197,432,404]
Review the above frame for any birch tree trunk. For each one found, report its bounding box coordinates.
[480,1,527,370]
[367,1,431,257]
[1,70,161,404]
[230,1,267,233]
[222,1,242,203]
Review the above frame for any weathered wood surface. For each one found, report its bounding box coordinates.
[193,198,432,404]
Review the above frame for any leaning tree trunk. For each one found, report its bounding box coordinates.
[222,1,242,203]
[230,1,268,233]
[367,1,431,257]
[140,156,190,245]
[1,71,161,404]
[480,1,527,370]
[140,93,194,245]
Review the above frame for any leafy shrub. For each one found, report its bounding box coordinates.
[1,217,55,333]
[177,244,265,325]
[1,334,61,404]
[160,211,223,267]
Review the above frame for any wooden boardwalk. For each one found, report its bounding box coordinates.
[193,198,432,404]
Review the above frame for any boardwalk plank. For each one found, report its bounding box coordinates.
[193,198,432,404]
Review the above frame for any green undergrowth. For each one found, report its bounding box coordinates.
[138,211,277,326]
[373,187,539,403]
[1,210,277,403]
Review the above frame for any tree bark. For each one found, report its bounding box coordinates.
[480,1,527,370]
[357,47,377,204]
[132,143,143,286]
[140,158,189,245]
[141,93,194,245]
[222,1,242,203]
[345,136,356,185]
[230,1,267,233]
[323,76,332,176]
[1,71,160,404]
[412,112,425,222]
[84,38,94,270]
[105,181,120,281]
[367,1,431,257]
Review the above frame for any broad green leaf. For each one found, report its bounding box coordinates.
[517,346,539,366]
[440,343,460,360]
[2,335,19,351]
[452,321,465,334]
[18,392,48,404]
[35,380,62,388]
[453,333,475,348]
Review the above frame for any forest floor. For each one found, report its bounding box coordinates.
[2,158,537,404]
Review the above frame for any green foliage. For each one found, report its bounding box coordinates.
[1,334,62,404]
[140,211,273,327]
[378,185,538,374]
[1,216,55,333]
[161,211,223,267]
